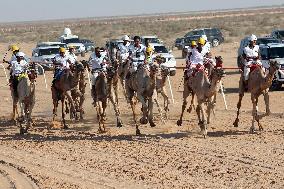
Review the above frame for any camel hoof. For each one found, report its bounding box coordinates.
[259,125,264,131]
[233,119,239,127]
[249,127,255,134]
[19,127,25,135]
[140,117,148,125]
[117,121,123,128]
[136,129,141,136]
[177,120,182,126]
[149,120,156,127]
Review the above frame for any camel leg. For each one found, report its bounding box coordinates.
[96,102,103,133]
[196,104,202,125]
[130,97,140,135]
[234,78,245,127]
[101,100,107,132]
[177,81,190,126]
[137,93,148,125]
[66,91,78,121]
[206,97,214,125]
[79,92,85,120]
[199,102,207,138]
[108,93,123,128]
[187,92,195,113]
[250,95,257,134]
[61,95,68,129]
[160,88,169,118]
[154,98,165,123]
[148,97,156,127]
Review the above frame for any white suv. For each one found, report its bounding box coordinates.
[259,43,284,90]
[141,35,163,44]
[31,46,60,72]
[152,43,176,76]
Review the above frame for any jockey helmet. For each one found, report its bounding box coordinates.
[191,41,197,46]
[16,52,25,57]
[122,35,130,41]
[59,47,66,53]
[11,45,19,52]
[249,34,257,41]
[198,38,205,45]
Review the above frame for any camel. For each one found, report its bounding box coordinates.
[125,63,159,135]
[51,63,83,129]
[92,69,123,132]
[233,60,279,133]
[177,64,225,137]
[11,66,36,134]
[70,61,88,120]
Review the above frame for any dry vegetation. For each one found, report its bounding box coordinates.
[0,7,283,47]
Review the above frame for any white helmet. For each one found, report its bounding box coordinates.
[16,52,25,57]
[122,35,130,41]
[249,34,257,41]
[201,35,208,41]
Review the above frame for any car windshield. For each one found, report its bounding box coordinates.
[154,46,168,53]
[63,38,80,43]
[257,38,279,45]
[278,31,284,37]
[38,48,59,56]
[268,47,284,59]
[145,38,160,43]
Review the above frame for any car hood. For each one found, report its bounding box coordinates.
[153,53,174,59]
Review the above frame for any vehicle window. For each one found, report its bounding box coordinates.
[260,48,268,59]
[257,38,279,45]
[278,31,284,37]
[154,46,168,53]
[268,47,284,59]
[145,38,160,43]
[204,29,212,35]
[63,38,80,43]
[38,48,59,56]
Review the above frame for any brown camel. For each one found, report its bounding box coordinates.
[233,60,279,133]
[177,65,225,137]
[92,70,123,132]
[125,63,159,135]
[70,61,88,120]
[51,64,82,129]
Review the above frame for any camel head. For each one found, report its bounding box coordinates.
[212,68,225,81]
[161,66,170,77]
[215,56,223,68]
[269,60,280,73]
[80,60,90,71]
[150,63,159,75]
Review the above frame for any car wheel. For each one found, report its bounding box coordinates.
[81,51,86,57]
[270,77,282,91]
[170,70,176,76]
[37,66,44,75]
[212,39,220,47]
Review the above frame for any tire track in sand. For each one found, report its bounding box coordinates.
[0,161,39,189]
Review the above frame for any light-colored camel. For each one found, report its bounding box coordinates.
[70,61,88,120]
[11,71,36,134]
[155,66,170,118]
[233,60,279,133]
[51,65,81,129]
[92,70,123,132]
[177,65,225,137]
[125,63,159,135]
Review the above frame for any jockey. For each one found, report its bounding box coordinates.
[3,45,29,66]
[117,35,131,64]
[128,36,146,73]
[9,52,29,97]
[146,46,154,65]
[67,46,77,65]
[242,34,261,83]
[200,35,216,67]
[52,47,71,84]
[89,47,108,105]
[185,39,204,77]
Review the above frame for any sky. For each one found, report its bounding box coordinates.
[0,0,283,23]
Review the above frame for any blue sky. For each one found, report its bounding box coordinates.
[0,0,282,22]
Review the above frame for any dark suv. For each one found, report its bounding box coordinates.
[184,28,224,47]
[271,29,284,43]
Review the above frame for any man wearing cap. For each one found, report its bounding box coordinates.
[52,47,71,84]
[117,35,131,64]
[9,52,29,97]
[242,34,261,85]
[67,46,77,65]
[128,36,146,74]
[89,47,108,106]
